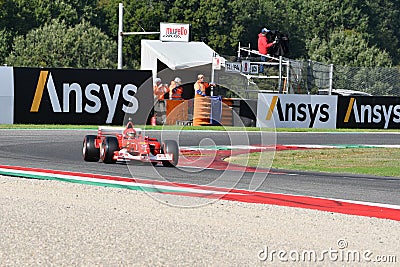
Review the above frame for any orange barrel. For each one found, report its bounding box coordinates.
[193,97,211,126]
[165,100,187,125]
[220,99,232,126]
[221,103,233,126]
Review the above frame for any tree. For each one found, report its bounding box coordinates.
[357,0,400,65]
[66,20,117,68]
[3,0,400,69]
[0,0,106,65]
[97,0,169,69]
[6,19,117,68]
[2,0,101,32]
[0,29,11,64]
[308,30,392,67]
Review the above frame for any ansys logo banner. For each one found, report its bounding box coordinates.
[13,67,152,125]
[337,96,400,129]
[30,71,139,122]
[257,94,337,129]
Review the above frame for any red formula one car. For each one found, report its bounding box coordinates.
[82,120,179,166]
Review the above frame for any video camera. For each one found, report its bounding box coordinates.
[266,30,289,57]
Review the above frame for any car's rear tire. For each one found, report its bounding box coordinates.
[100,136,119,164]
[162,140,179,167]
[83,135,100,162]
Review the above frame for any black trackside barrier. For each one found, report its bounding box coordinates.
[13,67,152,125]
[336,96,400,129]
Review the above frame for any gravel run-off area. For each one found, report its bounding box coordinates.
[0,175,399,266]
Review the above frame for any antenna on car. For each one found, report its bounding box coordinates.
[126,117,134,128]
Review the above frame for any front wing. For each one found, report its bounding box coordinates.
[113,149,173,162]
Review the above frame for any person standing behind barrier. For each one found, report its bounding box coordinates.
[153,77,169,124]
[194,74,213,98]
[193,74,217,126]
[153,77,169,100]
[169,77,183,100]
[258,28,276,73]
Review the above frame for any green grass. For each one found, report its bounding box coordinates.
[228,148,400,177]
[0,124,98,130]
[0,124,259,131]
[1,124,400,132]
[0,124,280,131]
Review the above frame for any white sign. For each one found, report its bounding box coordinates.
[0,66,14,124]
[256,94,338,129]
[250,64,259,74]
[212,56,221,70]
[160,22,190,42]
[225,62,241,73]
[242,60,250,74]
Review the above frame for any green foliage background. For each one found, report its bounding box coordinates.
[1,0,399,69]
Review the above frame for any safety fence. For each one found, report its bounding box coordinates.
[220,52,400,97]
[288,60,400,96]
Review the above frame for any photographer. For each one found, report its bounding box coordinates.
[258,28,276,73]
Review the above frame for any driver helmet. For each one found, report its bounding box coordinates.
[126,130,136,137]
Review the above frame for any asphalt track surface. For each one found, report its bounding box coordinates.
[0,129,399,206]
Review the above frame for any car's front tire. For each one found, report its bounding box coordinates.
[100,136,119,164]
[162,140,179,167]
[83,135,100,162]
